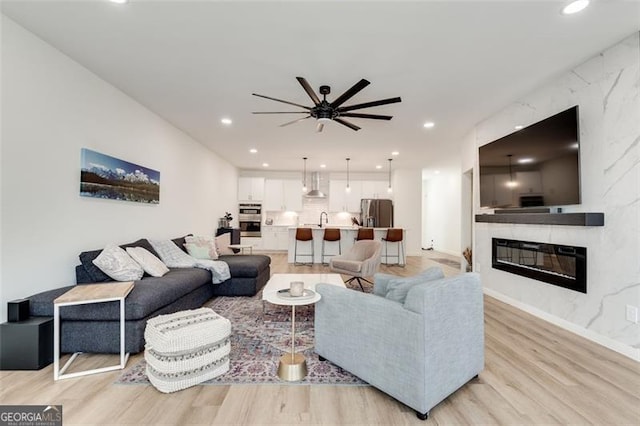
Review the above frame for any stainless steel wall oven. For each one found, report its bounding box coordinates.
[239,203,262,237]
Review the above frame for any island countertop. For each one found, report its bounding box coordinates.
[286,227,406,264]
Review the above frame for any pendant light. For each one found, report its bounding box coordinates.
[345,157,351,193]
[302,157,308,192]
[387,158,393,193]
[506,154,517,188]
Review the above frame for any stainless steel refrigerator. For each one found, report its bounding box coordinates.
[360,199,394,228]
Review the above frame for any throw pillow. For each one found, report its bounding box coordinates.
[126,246,170,277]
[149,239,197,268]
[79,238,160,282]
[92,244,144,282]
[171,235,193,253]
[184,236,218,260]
[215,233,234,255]
[384,266,444,304]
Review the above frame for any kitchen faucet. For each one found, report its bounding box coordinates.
[319,211,328,227]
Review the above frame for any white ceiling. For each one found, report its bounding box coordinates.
[2,0,639,173]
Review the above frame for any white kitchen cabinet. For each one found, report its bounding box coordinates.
[264,179,303,211]
[261,227,289,250]
[238,177,265,201]
[361,180,392,199]
[329,180,361,212]
[261,229,276,250]
[241,236,263,251]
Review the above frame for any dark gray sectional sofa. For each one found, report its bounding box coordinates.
[27,236,270,354]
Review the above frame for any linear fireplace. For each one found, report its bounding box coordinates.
[492,238,586,293]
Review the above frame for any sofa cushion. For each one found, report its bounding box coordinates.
[79,239,160,283]
[172,235,192,253]
[92,244,145,281]
[384,266,444,304]
[184,235,219,260]
[30,286,75,316]
[218,254,270,278]
[29,268,212,321]
[149,240,197,268]
[330,259,362,273]
[126,247,170,277]
[215,233,234,255]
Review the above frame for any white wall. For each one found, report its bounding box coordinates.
[471,32,640,360]
[0,16,238,321]
[393,168,423,256]
[422,167,461,256]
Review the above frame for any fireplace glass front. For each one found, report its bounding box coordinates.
[492,238,586,293]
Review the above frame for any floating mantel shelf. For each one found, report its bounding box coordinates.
[475,212,605,226]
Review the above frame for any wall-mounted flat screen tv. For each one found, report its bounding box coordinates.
[479,106,580,209]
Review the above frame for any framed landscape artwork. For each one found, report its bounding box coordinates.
[80,148,160,204]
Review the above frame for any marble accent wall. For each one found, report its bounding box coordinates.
[474,33,639,358]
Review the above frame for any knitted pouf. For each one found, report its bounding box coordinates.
[144,307,231,393]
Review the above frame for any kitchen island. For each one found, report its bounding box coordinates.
[287,227,406,264]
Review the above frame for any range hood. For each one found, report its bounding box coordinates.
[305,172,326,198]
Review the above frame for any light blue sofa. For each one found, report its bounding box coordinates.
[315,271,484,420]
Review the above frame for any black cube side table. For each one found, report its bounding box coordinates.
[0,317,53,370]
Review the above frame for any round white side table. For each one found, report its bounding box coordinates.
[263,289,321,381]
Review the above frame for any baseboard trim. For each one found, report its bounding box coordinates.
[432,248,460,257]
[483,287,640,362]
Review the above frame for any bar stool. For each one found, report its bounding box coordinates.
[382,228,405,267]
[321,228,341,265]
[294,228,314,266]
[355,228,374,241]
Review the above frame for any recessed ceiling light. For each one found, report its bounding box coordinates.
[434,170,440,174]
[514,125,524,130]
[320,164,327,168]
[249,148,257,154]
[562,0,589,15]
[109,0,128,4]
[262,163,269,167]
[518,158,534,164]
[391,151,399,156]
[221,118,232,125]
[375,165,382,169]
[423,122,435,129]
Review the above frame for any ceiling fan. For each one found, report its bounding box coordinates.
[252,77,401,132]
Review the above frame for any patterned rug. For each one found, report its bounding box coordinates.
[116,285,370,386]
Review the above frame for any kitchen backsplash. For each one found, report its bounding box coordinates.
[265,197,357,226]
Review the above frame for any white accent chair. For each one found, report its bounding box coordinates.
[329,240,382,291]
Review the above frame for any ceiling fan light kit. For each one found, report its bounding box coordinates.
[252,77,401,132]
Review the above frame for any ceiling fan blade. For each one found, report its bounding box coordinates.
[252,111,309,114]
[330,79,370,109]
[340,112,393,120]
[337,97,402,113]
[296,77,321,105]
[316,122,324,133]
[334,118,361,131]
[252,93,311,110]
[279,116,311,127]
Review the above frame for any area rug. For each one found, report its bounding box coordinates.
[116,287,369,386]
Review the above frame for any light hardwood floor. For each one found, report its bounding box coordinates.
[1,252,638,425]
